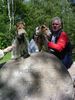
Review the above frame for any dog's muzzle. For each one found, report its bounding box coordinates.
[17,29,26,35]
[17,29,26,43]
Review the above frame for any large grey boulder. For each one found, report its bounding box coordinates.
[69,62,75,81]
[0,52,74,100]
[68,62,75,98]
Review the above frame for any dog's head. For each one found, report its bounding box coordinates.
[35,25,51,37]
[16,21,25,30]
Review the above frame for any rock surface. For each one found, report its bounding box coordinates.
[68,62,75,79]
[0,52,74,100]
[68,62,75,98]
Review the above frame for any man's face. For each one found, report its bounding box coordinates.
[52,20,61,32]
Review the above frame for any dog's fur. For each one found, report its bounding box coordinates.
[11,29,29,59]
[35,25,51,51]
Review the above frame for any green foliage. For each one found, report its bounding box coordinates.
[0,52,11,63]
[0,32,13,49]
[0,0,75,48]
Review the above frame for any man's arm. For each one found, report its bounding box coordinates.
[48,32,69,52]
[3,45,15,53]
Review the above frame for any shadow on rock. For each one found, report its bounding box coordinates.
[0,62,6,69]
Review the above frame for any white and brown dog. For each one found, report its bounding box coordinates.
[35,25,52,51]
[2,21,30,59]
[11,28,29,59]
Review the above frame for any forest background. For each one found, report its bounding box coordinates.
[0,0,75,50]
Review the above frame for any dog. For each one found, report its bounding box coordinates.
[11,28,30,59]
[35,25,52,51]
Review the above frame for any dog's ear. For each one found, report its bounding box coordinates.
[35,26,40,35]
[16,21,25,29]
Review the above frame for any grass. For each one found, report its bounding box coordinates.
[0,52,11,64]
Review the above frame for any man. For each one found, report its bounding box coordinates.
[28,34,39,54]
[28,27,40,54]
[48,17,73,69]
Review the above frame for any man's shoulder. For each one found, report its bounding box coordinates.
[61,31,67,35]
[61,31,68,36]
[30,39,35,44]
[60,31,68,38]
